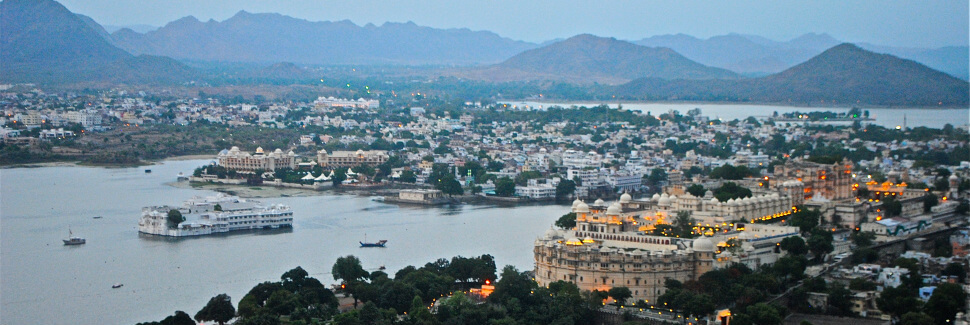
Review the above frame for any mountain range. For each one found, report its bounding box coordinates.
[109,10,536,66]
[635,33,969,80]
[615,43,969,106]
[0,0,196,84]
[1,0,966,106]
[457,34,737,84]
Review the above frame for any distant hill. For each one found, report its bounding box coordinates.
[460,34,737,84]
[616,43,969,106]
[109,11,538,66]
[0,0,196,84]
[635,33,968,80]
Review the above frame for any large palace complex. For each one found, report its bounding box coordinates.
[535,193,800,303]
[534,158,958,303]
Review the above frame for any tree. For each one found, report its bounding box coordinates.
[435,175,463,196]
[647,168,667,185]
[877,285,921,319]
[333,255,369,283]
[398,170,417,183]
[686,184,706,197]
[214,204,223,211]
[167,209,185,228]
[555,179,576,201]
[714,182,753,202]
[333,255,370,307]
[924,283,967,324]
[494,177,515,197]
[556,212,577,229]
[851,231,875,248]
[195,294,236,325]
[941,263,966,283]
[608,287,632,310]
[923,193,939,212]
[789,207,820,233]
[899,312,934,325]
[779,236,808,256]
[807,230,834,262]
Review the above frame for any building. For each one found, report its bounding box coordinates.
[217,146,296,172]
[138,194,293,237]
[313,97,379,109]
[773,159,854,201]
[317,149,388,168]
[534,193,799,303]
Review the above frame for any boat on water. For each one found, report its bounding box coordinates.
[145,169,152,173]
[112,283,123,288]
[93,216,103,219]
[360,239,387,248]
[63,229,86,245]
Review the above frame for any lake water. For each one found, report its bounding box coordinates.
[0,160,564,325]
[502,102,970,129]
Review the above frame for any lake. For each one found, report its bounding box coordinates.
[501,102,970,129]
[0,160,564,325]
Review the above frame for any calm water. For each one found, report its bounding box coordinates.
[0,160,564,325]
[503,102,970,129]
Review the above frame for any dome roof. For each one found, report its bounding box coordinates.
[652,193,661,201]
[606,202,622,215]
[704,190,714,198]
[692,237,715,252]
[575,202,590,213]
[544,227,560,239]
[658,196,671,206]
[594,198,605,206]
[950,174,959,181]
[669,195,678,201]
[710,198,719,204]
[572,198,583,208]
[620,192,633,203]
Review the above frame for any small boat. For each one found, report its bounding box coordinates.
[144,169,152,173]
[378,265,387,271]
[63,229,86,245]
[112,283,124,288]
[93,216,103,219]
[360,240,387,248]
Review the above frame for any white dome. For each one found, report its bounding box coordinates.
[669,195,678,201]
[620,192,633,203]
[950,174,959,181]
[710,198,719,204]
[704,190,714,198]
[575,202,590,213]
[606,202,622,215]
[692,237,715,252]
[658,196,671,206]
[652,193,661,201]
[544,227,560,239]
[594,198,605,206]
[572,198,583,208]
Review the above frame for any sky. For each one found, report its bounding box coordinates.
[59,0,969,48]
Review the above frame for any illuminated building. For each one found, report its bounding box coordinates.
[217,146,296,172]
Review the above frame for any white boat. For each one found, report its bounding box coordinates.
[63,229,85,245]
[112,283,123,288]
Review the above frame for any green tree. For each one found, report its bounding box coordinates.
[494,176,515,197]
[435,175,463,196]
[686,184,706,197]
[556,212,577,229]
[924,283,967,324]
[807,230,834,262]
[194,294,236,325]
[214,204,223,211]
[899,312,934,325]
[851,231,876,247]
[877,285,921,319]
[555,179,576,201]
[167,209,184,228]
[608,287,632,310]
[779,236,808,256]
[332,255,370,307]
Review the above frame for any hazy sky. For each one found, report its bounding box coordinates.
[60,0,968,47]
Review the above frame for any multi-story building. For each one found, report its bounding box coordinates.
[316,149,388,168]
[535,192,800,303]
[773,159,854,201]
[217,146,296,172]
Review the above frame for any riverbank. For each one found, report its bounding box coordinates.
[503,99,970,110]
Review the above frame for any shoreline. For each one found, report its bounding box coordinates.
[500,100,970,110]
